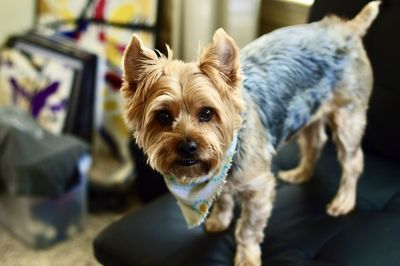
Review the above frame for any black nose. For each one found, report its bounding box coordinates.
[177,140,198,158]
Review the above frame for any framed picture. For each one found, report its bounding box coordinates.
[0,31,97,143]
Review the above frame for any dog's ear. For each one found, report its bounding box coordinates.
[122,34,159,87]
[199,28,241,88]
[121,35,162,130]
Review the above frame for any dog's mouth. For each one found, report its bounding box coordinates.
[170,159,212,178]
[177,159,199,167]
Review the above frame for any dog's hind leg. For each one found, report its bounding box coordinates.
[326,107,366,216]
[279,119,327,184]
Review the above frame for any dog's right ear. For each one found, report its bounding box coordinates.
[122,34,159,88]
[121,35,163,131]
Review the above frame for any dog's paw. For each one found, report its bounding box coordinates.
[234,244,261,266]
[278,168,311,184]
[326,191,356,216]
[205,214,230,233]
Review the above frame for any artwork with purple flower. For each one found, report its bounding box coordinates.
[0,48,76,134]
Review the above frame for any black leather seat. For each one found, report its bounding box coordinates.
[94,142,400,266]
[93,1,400,265]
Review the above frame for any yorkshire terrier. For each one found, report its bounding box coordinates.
[121,1,380,265]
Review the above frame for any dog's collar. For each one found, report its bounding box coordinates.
[163,134,238,228]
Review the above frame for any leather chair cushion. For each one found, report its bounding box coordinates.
[94,141,400,266]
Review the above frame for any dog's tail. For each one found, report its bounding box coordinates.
[348,1,381,36]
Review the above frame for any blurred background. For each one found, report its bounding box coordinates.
[0,0,314,265]
[0,0,314,58]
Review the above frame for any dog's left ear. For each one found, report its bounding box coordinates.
[199,28,241,89]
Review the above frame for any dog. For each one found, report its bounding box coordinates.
[121,1,380,265]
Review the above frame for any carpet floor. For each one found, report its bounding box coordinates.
[0,209,137,266]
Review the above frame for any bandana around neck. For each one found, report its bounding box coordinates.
[163,134,238,228]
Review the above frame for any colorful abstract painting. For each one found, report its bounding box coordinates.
[38,0,157,67]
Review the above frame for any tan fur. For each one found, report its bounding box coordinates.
[279,119,327,184]
[121,2,379,265]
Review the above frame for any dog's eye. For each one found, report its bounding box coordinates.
[199,107,214,122]
[157,110,173,126]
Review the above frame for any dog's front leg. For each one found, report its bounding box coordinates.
[205,183,235,233]
[234,173,275,266]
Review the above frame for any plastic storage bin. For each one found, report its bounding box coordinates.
[0,155,90,248]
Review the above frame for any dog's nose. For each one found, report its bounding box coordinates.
[177,140,198,158]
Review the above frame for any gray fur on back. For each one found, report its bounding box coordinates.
[240,21,350,148]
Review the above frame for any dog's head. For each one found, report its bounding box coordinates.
[121,29,244,179]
